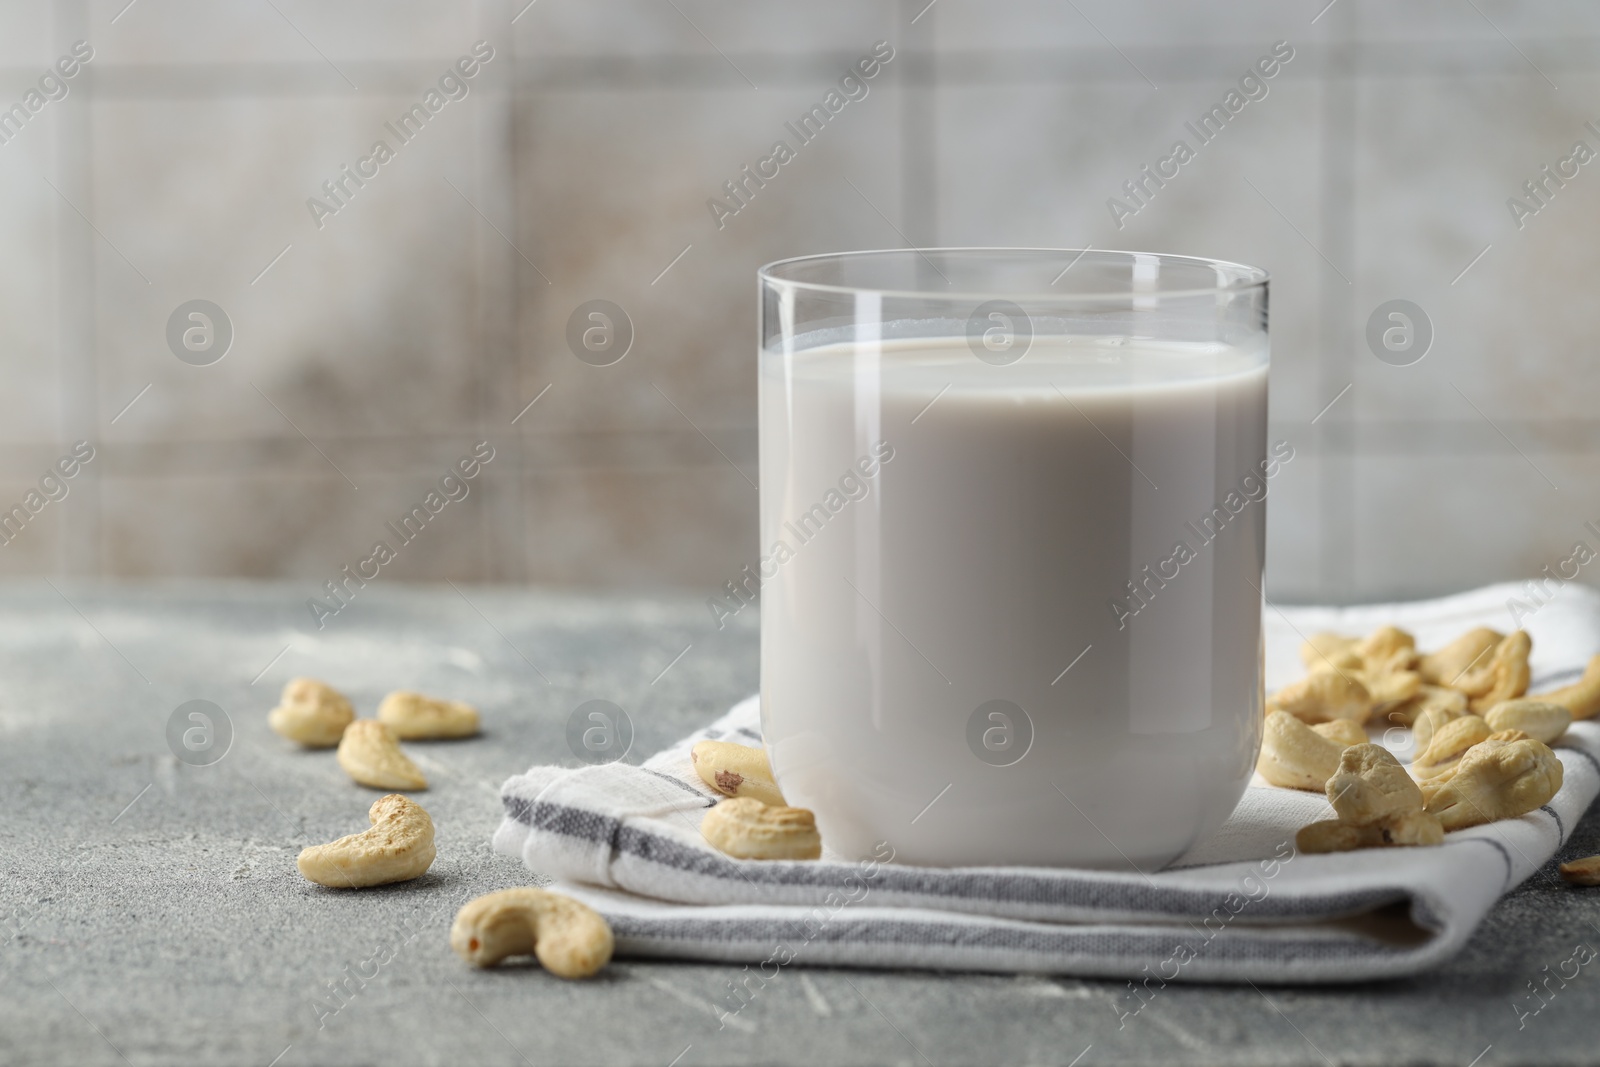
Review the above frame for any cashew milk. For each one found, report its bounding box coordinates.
[759,334,1272,868]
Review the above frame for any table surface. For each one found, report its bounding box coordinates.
[3,582,1599,1067]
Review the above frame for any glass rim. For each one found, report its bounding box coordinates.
[758,247,1270,304]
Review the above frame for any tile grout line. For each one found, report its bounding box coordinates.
[1318,4,1359,604]
[504,12,532,585]
[5,40,1593,89]
[57,0,99,584]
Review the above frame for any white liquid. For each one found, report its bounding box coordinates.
[759,334,1269,868]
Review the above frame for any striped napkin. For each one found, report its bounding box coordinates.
[492,583,1600,985]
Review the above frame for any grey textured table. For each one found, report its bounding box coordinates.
[3,582,1599,1067]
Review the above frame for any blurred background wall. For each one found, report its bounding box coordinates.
[1,0,1597,604]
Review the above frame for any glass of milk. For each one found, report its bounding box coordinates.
[757,249,1272,869]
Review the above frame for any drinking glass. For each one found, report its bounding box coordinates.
[757,249,1271,868]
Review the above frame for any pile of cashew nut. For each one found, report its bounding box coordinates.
[268,677,614,979]
[1262,625,1600,882]
[692,740,824,860]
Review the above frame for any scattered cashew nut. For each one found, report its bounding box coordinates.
[1411,715,1492,780]
[1559,855,1600,886]
[337,720,428,791]
[296,794,435,888]
[450,887,614,978]
[268,677,355,748]
[1483,699,1571,745]
[1257,711,1363,791]
[1533,654,1600,721]
[1267,669,1373,725]
[378,690,481,740]
[691,740,786,807]
[1424,734,1562,831]
[701,797,822,860]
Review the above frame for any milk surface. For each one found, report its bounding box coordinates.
[759,334,1270,868]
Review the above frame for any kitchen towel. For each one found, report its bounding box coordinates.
[491,582,1600,983]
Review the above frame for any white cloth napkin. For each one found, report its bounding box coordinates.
[492,583,1600,984]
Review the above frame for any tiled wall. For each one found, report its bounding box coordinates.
[2,0,1597,604]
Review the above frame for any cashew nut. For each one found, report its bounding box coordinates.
[450,887,614,978]
[1424,735,1563,831]
[1454,630,1531,713]
[1416,728,1531,802]
[691,740,785,807]
[1559,855,1600,886]
[337,720,428,790]
[1316,719,1368,748]
[1300,631,1359,671]
[268,677,355,748]
[1296,819,1377,853]
[1409,702,1468,758]
[1385,684,1467,730]
[1418,627,1505,687]
[701,797,822,860]
[1267,669,1373,725]
[1358,667,1422,710]
[1411,715,1492,780]
[296,794,435,888]
[377,690,481,740]
[1483,699,1571,745]
[1296,744,1441,853]
[1326,744,1424,826]
[1296,810,1444,853]
[1257,711,1364,791]
[1354,625,1418,672]
[1533,654,1600,721]
[1382,809,1446,846]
